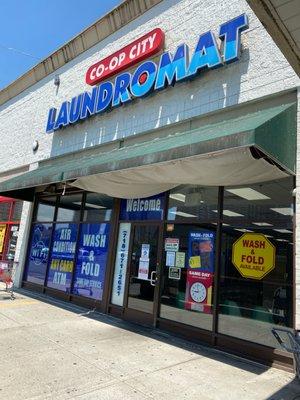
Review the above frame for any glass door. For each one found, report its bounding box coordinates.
[124,224,162,325]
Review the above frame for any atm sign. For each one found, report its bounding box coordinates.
[86,28,164,86]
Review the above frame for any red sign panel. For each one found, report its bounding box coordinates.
[86,28,164,86]
[185,270,213,314]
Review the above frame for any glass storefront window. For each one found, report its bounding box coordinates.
[57,193,82,222]
[0,202,10,221]
[12,201,23,221]
[23,179,296,358]
[160,224,216,331]
[72,223,110,299]
[218,177,294,348]
[167,186,219,222]
[83,193,113,222]
[36,197,56,222]
[25,223,53,285]
[6,225,19,261]
[0,199,22,261]
[46,223,78,293]
[25,192,113,302]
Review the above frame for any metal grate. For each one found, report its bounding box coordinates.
[272,327,300,379]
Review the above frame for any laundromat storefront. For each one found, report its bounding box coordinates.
[0,101,296,368]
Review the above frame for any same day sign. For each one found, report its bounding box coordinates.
[232,233,276,280]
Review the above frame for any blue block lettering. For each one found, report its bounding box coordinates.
[131,61,157,98]
[155,44,188,90]
[53,102,70,130]
[80,87,98,120]
[188,31,222,77]
[96,81,114,113]
[112,72,131,107]
[219,13,248,63]
[69,94,83,124]
[46,107,57,133]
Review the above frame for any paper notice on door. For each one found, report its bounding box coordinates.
[169,267,181,280]
[141,243,150,260]
[175,252,185,268]
[189,255,201,269]
[166,251,176,267]
[138,259,149,280]
[165,238,179,252]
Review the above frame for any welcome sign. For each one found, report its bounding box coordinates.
[46,14,248,133]
[120,193,165,220]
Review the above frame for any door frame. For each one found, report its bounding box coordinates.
[122,221,164,327]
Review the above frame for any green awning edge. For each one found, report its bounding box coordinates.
[0,102,296,196]
[255,104,296,172]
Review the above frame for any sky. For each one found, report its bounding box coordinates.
[0,0,123,89]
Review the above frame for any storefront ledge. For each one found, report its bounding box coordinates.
[22,281,44,293]
[157,317,213,346]
[108,304,124,318]
[43,287,70,302]
[70,293,104,312]
[21,281,106,312]
[123,307,156,327]
[216,333,294,372]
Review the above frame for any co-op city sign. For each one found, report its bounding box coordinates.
[86,28,165,86]
[46,14,248,133]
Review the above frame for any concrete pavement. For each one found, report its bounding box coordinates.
[0,283,299,400]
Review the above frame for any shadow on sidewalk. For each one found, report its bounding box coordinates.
[11,286,298,383]
[263,378,300,400]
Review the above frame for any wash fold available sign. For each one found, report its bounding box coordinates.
[46,14,248,133]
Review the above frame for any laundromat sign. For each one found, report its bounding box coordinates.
[46,14,248,133]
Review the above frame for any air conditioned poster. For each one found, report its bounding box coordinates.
[47,223,78,292]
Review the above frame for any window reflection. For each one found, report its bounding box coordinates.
[57,194,82,222]
[36,197,56,222]
[168,186,218,222]
[83,193,113,222]
[12,201,23,221]
[218,177,294,348]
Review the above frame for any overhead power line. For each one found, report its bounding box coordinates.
[0,43,41,60]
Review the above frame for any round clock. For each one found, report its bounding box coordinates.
[190,282,207,303]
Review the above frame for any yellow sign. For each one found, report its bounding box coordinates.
[0,224,7,253]
[189,256,201,269]
[232,233,275,280]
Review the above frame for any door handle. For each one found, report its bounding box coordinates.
[150,271,157,287]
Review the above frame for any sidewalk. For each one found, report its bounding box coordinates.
[0,283,299,400]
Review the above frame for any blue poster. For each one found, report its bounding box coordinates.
[26,223,52,285]
[188,231,215,273]
[47,223,78,292]
[120,193,164,221]
[72,223,110,300]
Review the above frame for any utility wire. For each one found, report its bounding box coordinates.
[0,43,41,60]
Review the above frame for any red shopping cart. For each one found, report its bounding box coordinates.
[0,262,15,299]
